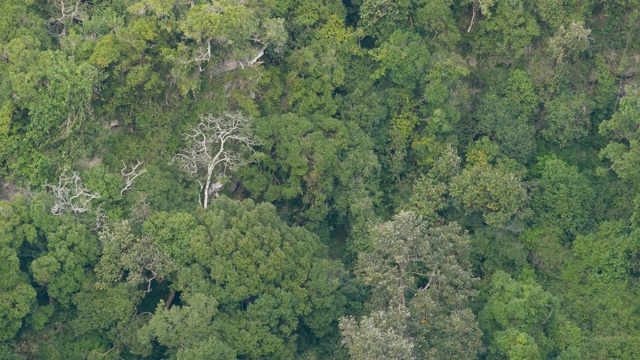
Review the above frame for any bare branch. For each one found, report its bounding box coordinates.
[173,113,257,208]
[144,270,157,293]
[53,0,82,23]
[47,171,100,215]
[178,38,212,72]
[120,160,146,195]
[467,1,477,33]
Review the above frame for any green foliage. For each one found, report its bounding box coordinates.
[494,328,542,360]
[592,55,618,121]
[0,246,36,342]
[71,281,142,336]
[473,0,540,60]
[479,270,558,358]
[450,159,528,227]
[96,220,175,290]
[340,309,415,360]
[414,0,461,47]
[30,218,99,305]
[541,92,593,147]
[346,211,482,359]
[471,227,529,279]
[600,86,640,185]
[241,114,380,234]
[141,197,351,358]
[369,30,430,90]
[358,0,411,38]
[561,221,640,359]
[0,45,99,183]
[284,17,360,116]
[532,158,595,237]
[520,227,571,283]
[475,70,538,163]
[1,0,640,358]
[547,22,591,64]
[139,294,236,360]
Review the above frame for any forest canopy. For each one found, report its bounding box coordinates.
[1,0,640,359]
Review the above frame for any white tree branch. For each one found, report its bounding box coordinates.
[47,171,100,215]
[120,160,146,195]
[173,113,256,208]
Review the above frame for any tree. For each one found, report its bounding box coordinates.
[450,154,528,228]
[176,0,287,70]
[413,0,461,48]
[520,227,571,284]
[139,293,237,360]
[173,113,256,209]
[239,114,380,234]
[541,92,592,147]
[479,270,558,359]
[368,30,430,90]
[474,70,538,163]
[140,197,352,358]
[547,22,591,64]
[531,158,595,238]
[29,217,99,305]
[0,239,36,342]
[599,86,640,185]
[343,211,482,359]
[95,220,175,292]
[406,144,461,220]
[284,15,360,116]
[0,197,38,342]
[340,308,415,360]
[358,0,411,38]
[472,0,540,60]
[561,221,640,359]
[46,171,101,215]
[0,43,99,183]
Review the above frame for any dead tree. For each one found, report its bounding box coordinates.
[47,171,100,215]
[51,0,82,23]
[120,160,146,195]
[172,113,256,209]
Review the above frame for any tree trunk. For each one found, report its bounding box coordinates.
[399,264,406,309]
[165,291,177,309]
[203,165,214,209]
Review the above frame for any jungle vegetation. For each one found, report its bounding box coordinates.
[1,0,640,359]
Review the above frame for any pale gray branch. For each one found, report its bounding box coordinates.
[120,160,146,195]
[47,171,100,215]
[173,113,256,208]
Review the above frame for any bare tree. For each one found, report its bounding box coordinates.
[47,171,100,215]
[120,160,146,195]
[51,0,82,23]
[172,113,256,209]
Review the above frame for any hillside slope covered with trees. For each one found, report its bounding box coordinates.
[1,0,640,359]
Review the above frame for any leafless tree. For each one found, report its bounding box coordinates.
[47,171,100,215]
[173,113,257,209]
[51,0,82,23]
[120,160,146,195]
